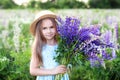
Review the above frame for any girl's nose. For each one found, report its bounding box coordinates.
[47,28,51,33]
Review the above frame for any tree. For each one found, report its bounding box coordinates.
[109,0,120,8]
[0,0,18,9]
[88,0,120,8]
[88,0,111,8]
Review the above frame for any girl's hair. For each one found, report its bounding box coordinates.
[32,17,58,65]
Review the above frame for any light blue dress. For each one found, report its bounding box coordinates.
[36,44,69,80]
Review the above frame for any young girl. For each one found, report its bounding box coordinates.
[29,10,69,80]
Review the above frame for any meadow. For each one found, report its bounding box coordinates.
[0,9,120,80]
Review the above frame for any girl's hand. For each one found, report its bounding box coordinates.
[53,65,67,75]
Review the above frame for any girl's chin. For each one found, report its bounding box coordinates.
[45,37,54,40]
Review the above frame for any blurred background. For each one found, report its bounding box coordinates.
[1,0,120,9]
[0,0,120,80]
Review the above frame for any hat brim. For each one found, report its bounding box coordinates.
[30,14,57,36]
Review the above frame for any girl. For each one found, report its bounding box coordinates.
[29,10,69,80]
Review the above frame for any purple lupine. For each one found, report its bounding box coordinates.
[89,24,101,36]
[56,16,117,68]
[114,23,119,48]
[115,23,119,40]
[78,28,91,42]
[102,30,112,44]
[111,48,116,59]
[77,24,117,67]
[91,39,105,46]
[101,30,115,48]
[101,50,111,60]
[78,25,101,43]
[78,25,102,53]
[89,57,96,67]
[57,16,80,45]
[57,16,64,24]
[106,16,117,25]
[89,52,104,67]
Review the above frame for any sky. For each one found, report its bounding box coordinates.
[13,0,89,5]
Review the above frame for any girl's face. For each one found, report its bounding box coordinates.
[41,18,56,41]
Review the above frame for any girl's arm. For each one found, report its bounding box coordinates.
[30,52,67,76]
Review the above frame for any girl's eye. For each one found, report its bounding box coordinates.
[50,26,54,28]
[43,27,47,30]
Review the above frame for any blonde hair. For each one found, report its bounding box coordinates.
[32,17,58,65]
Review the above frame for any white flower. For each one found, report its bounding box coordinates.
[0,57,9,62]
[13,21,21,53]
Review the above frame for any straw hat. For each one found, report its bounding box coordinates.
[30,10,57,36]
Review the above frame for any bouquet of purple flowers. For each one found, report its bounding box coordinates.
[55,16,119,79]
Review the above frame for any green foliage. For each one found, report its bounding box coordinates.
[91,20,99,24]
[0,0,18,9]
[109,0,120,8]
[0,47,10,73]
[27,0,38,8]
[1,0,120,9]
[117,23,120,45]
[0,42,13,80]
[0,57,9,71]
[0,9,120,80]
[55,36,83,66]
[19,23,32,52]
[0,21,35,79]
[7,48,35,80]
[70,50,120,80]
[89,0,110,8]
[55,0,87,9]
[26,0,87,9]
[0,39,35,80]
[88,0,120,8]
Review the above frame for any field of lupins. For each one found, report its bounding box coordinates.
[0,9,120,80]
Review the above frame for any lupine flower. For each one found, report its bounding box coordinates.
[78,28,91,42]
[57,16,80,45]
[78,25,117,67]
[102,30,112,44]
[89,24,101,36]
[106,16,118,25]
[114,23,119,40]
[112,48,116,59]
[55,16,118,69]
[101,50,111,60]
[13,21,21,53]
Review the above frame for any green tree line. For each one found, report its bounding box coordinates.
[0,0,120,9]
